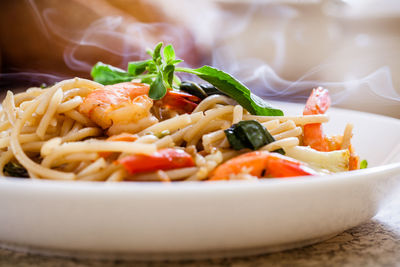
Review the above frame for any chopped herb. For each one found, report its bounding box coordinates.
[360,159,368,169]
[157,130,171,138]
[128,59,151,76]
[3,162,29,178]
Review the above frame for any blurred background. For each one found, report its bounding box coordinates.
[0,0,399,117]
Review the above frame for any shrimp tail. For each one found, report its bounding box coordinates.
[209,151,317,181]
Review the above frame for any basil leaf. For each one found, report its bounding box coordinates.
[163,44,175,63]
[163,64,175,88]
[178,66,283,116]
[170,59,183,65]
[141,77,154,85]
[149,72,167,100]
[146,61,158,73]
[128,60,151,76]
[146,48,153,57]
[91,62,134,85]
[153,42,163,62]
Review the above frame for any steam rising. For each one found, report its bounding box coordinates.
[3,0,400,117]
[42,11,191,71]
[240,63,400,116]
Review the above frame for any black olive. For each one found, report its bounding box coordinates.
[3,162,29,178]
[199,83,224,97]
[180,81,226,99]
[180,82,207,99]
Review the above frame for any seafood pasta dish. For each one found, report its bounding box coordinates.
[0,43,363,181]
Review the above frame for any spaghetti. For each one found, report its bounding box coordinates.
[0,78,359,181]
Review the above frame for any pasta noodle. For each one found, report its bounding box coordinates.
[139,113,193,136]
[184,105,233,141]
[273,127,302,140]
[3,91,17,125]
[56,95,83,113]
[0,77,358,181]
[341,123,353,150]
[243,114,329,125]
[232,105,243,124]
[260,137,299,152]
[192,95,235,113]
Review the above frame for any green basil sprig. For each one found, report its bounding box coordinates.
[91,42,283,116]
[91,43,181,99]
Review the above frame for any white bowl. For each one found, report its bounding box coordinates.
[0,102,399,260]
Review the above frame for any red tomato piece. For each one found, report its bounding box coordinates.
[119,148,195,174]
[160,91,201,113]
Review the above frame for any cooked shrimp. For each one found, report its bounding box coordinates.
[303,87,331,151]
[79,82,157,134]
[209,151,317,180]
[303,87,359,169]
